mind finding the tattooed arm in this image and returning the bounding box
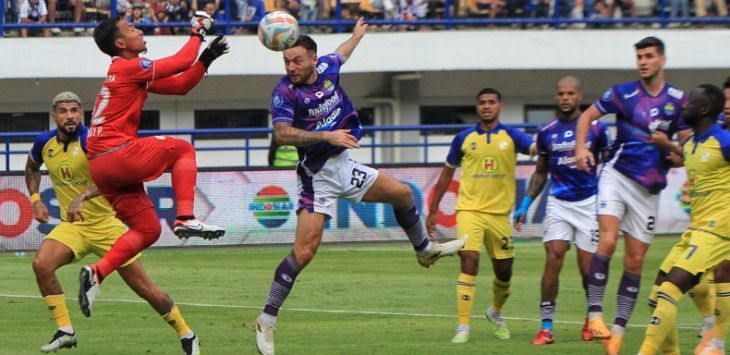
[273,122,359,148]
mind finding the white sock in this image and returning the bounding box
[181,330,194,339]
[611,325,625,337]
[588,311,603,320]
[260,312,277,325]
[711,338,725,349]
[456,323,470,332]
[703,315,715,331]
[487,307,505,328]
[59,325,74,334]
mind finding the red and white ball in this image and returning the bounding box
[258,11,300,52]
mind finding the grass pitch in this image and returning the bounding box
[0,236,707,354]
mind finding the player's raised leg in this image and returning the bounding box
[118,260,199,355]
[33,239,78,352]
[255,209,325,355]
[361,171,465,267]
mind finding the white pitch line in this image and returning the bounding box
[0,293,702,330]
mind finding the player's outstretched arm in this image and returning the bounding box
[335,17,367,64]
[147,12,212,82]
[426,166,456,237]
[513,155,548,231]
[575,104,602,172]
[148,36,229,95]
[67,183,102,222]
[24,156,49,223]
[273,122,359,148]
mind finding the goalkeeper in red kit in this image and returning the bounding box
[79,12,229,318]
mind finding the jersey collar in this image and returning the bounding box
[474,122,504,135]
[693,123,722,144]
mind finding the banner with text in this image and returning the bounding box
[0,166,690,251]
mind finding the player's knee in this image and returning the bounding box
[32,256,54,276]
[390,183,413,208]
[135,220,162,245]
[623,254,645,272]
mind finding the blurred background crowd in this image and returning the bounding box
[3,0,729,37]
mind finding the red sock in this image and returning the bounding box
[96,209,161,278]
[171,144,197,217]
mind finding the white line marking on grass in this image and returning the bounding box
[0,293,701,330]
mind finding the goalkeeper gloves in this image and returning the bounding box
[190,11,214,39]
[198,35,230,68]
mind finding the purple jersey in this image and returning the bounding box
[270,53,361,174]
[537,118,611,201]
[595,81,687,194]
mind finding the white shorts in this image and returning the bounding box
[543,195,599,253]
[297,150,379,218]
[597,165,659,244]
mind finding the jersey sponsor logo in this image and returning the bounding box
[482,156,497,172]
[316,62,329,74]
[47,149,54,158]
[622,89,639,100]
[308,91,340,117]
[601,89,612,102]
[470,142,477,151]
[667,87,684,99]
[57,165,74,181]
[272,93,284,108]
[649,119,671,132]
[557,155,576,166]
[315,107,342,130]
[139,57,153,70]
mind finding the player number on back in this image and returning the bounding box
[350,168,368,189]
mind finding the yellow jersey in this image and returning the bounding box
[30,126,117,226]
[683,123,730,238]
[446,123,534,215]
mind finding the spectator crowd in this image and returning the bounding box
[3,0,729,37]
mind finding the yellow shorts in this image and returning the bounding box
[659,232,692,274]
[668,229,730,277]
[46,219,141,267]
[456,210,513,259]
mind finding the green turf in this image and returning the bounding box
[0,237,708,354]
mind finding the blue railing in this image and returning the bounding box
[4,0,730,38]
[0,123,541,171]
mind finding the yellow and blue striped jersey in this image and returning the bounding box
[446,123,534,214]
[683,123,730,237]
[29,126,116,226]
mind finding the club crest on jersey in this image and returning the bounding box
[140,58,153,70]
[323,80,335,92]
[272,94,284,108]
[470,142,477,151]
[72,146,80,156]
[499,141,508,150]
[47,149,54,158]
[664,103,675,115]
[564,130,574,138]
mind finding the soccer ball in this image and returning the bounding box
[258,11,300,52]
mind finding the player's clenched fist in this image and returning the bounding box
[575,147,594,173]
[190,11,214,38]
[199,35,229,68]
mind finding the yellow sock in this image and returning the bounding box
[44,294,72,330]
[715,282,730,341]
[162,305,191,338]
[690,276,716,319]
[492,277,510,312]
[457,273,476,325]
[648,284,659,309]
[640,282,683,355]
[659,325,680,355]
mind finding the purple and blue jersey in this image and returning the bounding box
[537,118,611,201]
[270,53,361,175]
[595,80,687,194]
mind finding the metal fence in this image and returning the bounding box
[0,123,544,171]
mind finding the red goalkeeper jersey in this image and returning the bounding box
[87,36,206,156]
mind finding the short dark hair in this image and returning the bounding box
[697,83,725,118]
[723,75,730,90]
[634,36,665,55]
[94,17,123,57]
[476,88,502,102]
[291,35,317,54]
